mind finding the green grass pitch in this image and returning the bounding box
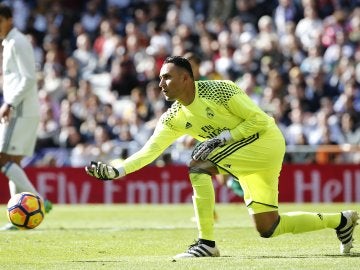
[0,203,359,270]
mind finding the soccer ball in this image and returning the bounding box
[7,192,45,229]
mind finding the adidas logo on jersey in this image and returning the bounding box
[185,122,192,129]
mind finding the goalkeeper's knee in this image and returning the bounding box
[258,217,280,238]
[188,159,219,175]
[250,203,280,238]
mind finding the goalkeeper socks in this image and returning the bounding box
[271,211,342,237]
[1,162,39,197]
[190,173,215,241]
[199,238,216,248]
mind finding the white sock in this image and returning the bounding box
[2,162,39,196]
[8,180,16,197]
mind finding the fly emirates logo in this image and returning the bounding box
[199,125,228,139]
[294,169,360,202]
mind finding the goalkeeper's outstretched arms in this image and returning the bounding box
[85,161,126,180]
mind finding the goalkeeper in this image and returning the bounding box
[86,56,358,259]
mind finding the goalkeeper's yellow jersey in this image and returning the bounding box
[122,80,282,175]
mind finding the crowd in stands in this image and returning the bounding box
[1,0,359,167]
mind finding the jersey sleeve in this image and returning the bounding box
[121,114,184,174]
[226,82,272,140]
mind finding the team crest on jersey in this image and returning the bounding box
[206,107,214,118]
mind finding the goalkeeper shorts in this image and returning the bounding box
[209,125,285,212]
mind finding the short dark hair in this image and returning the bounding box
[0,5,12,19]
[164,56,194,79]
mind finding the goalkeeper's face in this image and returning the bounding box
[159,63,191,103]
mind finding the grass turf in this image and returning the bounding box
[0,203,359,270]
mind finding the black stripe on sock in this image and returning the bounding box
[198,238,215,248]
[336,213,348,231]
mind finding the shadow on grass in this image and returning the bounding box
[29,226,200,232]
[72,253,360,263]
[71,260,125,263]
[171,253,360,260]
[236,253,360,259]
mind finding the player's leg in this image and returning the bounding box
[190,159,218,242]
[242,169,359,254]
[251,204,359,254]
[250,204,342,237]
[0,154,39,196]
[0,117,42,196]
[0,154,53,213]
[0,117,53,230]
[174,159,220,259]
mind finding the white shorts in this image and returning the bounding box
[0,117,40,156]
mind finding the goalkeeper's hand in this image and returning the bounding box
[85,161,125,180]
[192,130,232,160]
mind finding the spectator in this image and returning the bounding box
[72,33,98,79]
[307,109,342,146]
[339,112,360,145]
[255,15,279,55]
[234,0,258,26]
[110,54,139,97]
[42,49,64,103]
[295,5,324,51]
[169,0,195,27]
[207,0,234,23]
[36,101,60,149]
[236,72,262,105]
[285,108,309,146]
[93,19,122,72]
[334,80,360,114]
[27,33,44,71]
[273,0,302,37]
[80,0,103,41]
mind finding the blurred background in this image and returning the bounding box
[0,0,359,168]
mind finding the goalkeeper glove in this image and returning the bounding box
[85,161,125,180]
[192,130,232,160]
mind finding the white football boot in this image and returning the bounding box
[336,210,359,254]
[173,240,220,259]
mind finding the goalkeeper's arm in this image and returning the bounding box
[85,119,183,180]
